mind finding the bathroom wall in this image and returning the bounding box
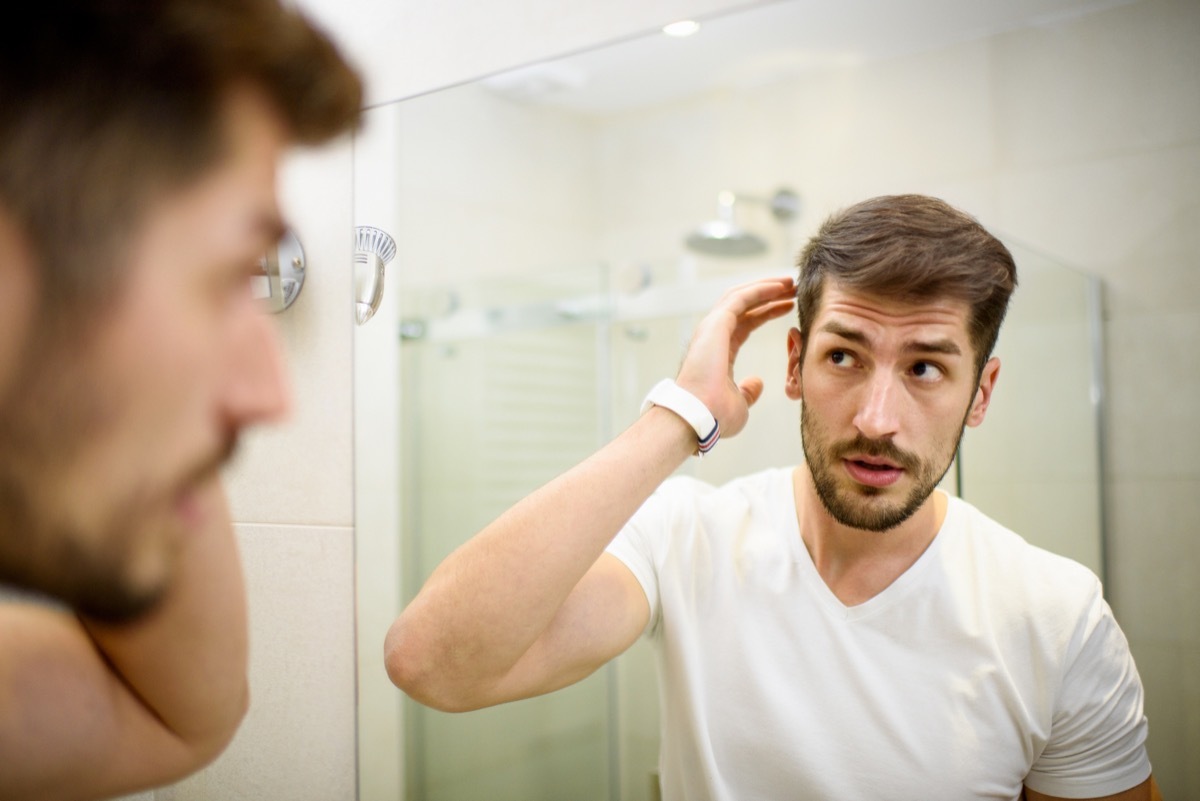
[118,1,761,800]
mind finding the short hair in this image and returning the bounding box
[0,0,363,326]
[795,194,1017,375]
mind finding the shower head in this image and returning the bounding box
[685,218,768,257]
[684,188,799,258]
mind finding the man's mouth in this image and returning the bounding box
[842,455,905,488]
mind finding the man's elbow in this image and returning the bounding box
[180,679,251,773]
[384,621,486,714]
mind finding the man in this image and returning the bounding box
[0,1,361,797]
[386,195,1156,800]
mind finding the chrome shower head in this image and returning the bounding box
[684,188,799,258]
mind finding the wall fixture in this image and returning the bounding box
[685,187,800,257]
[254,227,306,313]
[354,225,397,325]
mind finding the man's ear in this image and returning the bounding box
[965,356,1001,427]
[785,327,804,401]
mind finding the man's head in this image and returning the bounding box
[0,0,363,620]
[786,195,1016,532]
[795,194,1016,379]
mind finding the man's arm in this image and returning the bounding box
[0,478,248,800]
[1024,774,1161,801]
[385,276,797,712]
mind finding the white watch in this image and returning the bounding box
[641,379,720,454]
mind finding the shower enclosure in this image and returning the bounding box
[392,248,1105,800]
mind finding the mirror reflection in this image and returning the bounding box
[354,1,1175,798]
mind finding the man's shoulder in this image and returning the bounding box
[946,497,1103,611]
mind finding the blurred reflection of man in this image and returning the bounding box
[387,195,1157,800]
[0,1,361,797]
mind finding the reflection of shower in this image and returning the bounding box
[685,187,800,257]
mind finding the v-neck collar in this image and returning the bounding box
[775,468,956,621]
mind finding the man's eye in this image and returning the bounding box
[829,350,855,367]
[911,361,944,382]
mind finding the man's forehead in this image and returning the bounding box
[816,283,969,321]
[812,284,973,343]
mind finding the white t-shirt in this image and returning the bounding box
[606,467,1150,801]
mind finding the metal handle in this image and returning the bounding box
[254,227,306,313]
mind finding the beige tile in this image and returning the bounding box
[1104,311,1200,480]
[1127,639,1200,800]
[993,145,1200,286]
[1106,479,1200,644]
[992,0,1200,169]
[224,140,356,527]
[156,523,357,801]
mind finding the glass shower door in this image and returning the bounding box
[398,269,614,800]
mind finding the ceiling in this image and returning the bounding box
[480,0,1138,115]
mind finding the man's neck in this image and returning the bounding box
[791,465,947,607]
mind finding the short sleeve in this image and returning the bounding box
[605,476,699,636]
[1024,585,1151,798]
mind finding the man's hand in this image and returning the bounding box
[675,276,796,440]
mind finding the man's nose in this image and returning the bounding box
[853,370,901,440]
[221,309,291,429]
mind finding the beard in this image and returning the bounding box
[800,401,965,533]
[0,439,233,622]
[0,329,236,622]
[0,480,172,621]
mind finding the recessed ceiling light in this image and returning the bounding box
[662,20,701,38]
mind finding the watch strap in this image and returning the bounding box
[640,378,720,454]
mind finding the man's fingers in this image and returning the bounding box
[716,276,795,318]
[740,297,796,327]
[731,297,796,350]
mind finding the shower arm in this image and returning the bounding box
[716,188,800,223]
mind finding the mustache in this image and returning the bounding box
[831,434,920,472]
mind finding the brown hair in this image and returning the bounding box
[796,194,1017,375]
[0,0,363,325]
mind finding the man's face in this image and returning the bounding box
[0,87,291,619]
[785,282,998,532]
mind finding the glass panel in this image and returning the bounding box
[355,4,1109,797]
[397,269,613,800]
[958,245,1105,577]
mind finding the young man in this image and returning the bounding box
[387,195,1156,800]
[0,1,361,797]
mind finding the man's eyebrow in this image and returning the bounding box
[903,338,962,357]
[819,320,963,357]
[818,321,870,346]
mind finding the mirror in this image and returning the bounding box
[354,2,1116,797]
